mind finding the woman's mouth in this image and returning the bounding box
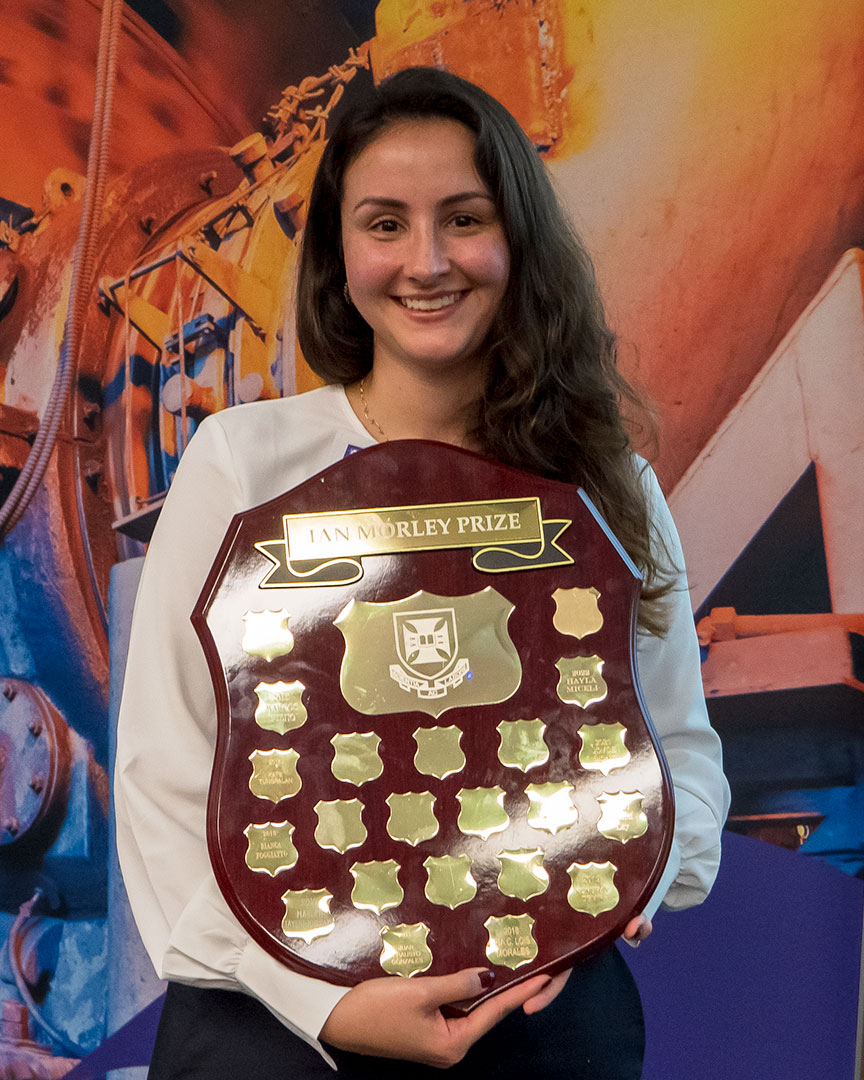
[399,291,465,311]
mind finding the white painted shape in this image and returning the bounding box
[669,249,864,612]
[668,329,810,606]
[790,255,864,612]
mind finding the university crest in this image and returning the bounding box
[335,588,521,719]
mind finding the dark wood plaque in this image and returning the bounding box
[193,440,674,1013]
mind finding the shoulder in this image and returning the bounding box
[632,453,659,495]
[203,384,350,442]
[192,385,373,507]
[630,454,675,529]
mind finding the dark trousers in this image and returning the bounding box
[148,947,644,1078]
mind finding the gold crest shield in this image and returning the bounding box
[335,587,521,719]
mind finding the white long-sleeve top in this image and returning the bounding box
[114,384,730,1068]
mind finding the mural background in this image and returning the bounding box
[0,0,861,1075]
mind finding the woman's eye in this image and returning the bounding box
[451,214,479,228]
[371,218,400,233]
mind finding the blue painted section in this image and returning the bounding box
[767,786,864,877]
[106,559,166,1051]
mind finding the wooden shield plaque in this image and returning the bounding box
[194,441,674,1012]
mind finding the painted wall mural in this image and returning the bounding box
[0,0,861,1074]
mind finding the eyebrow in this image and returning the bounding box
[351,191,495,212]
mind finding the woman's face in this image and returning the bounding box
[340,118,510,380]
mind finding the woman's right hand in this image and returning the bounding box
[319,967,552,1068]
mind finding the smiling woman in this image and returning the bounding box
[116,66,729,1080]
[340,118,510,428]
[296,69,675,632]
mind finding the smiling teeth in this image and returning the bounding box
[401,293,461,311]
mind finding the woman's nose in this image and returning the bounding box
[405,225,450,281]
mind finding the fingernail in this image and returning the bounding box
[478,970,495,989]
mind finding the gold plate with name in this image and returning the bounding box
[380,922,433,977]
[484,913,539,970]
[552,586,604,639]
[413,725,466,779]
[566,861,620,917]
[524,781,579,834]
[554,655,608,708]
[282,498,541,560]
[243,821,298,877]
[349,859,403,913]
[330,731,384,786]
[456,786,509,840]
[596,791,648,843]
[314,798,367,853]
[496,718,549,772]
[578,722,631,775]
[253,680,308,735]
[248,748,301,803]
[385,792,439,846]
[281,888,335,942]
[497,848,549,901]
[423,853,477,909]
[241,609,294,661]
[335,588,521,720]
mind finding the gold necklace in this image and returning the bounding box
[358,376,387,441]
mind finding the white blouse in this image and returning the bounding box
[114,384,730,1068]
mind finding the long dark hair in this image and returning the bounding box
[296,67,673,633]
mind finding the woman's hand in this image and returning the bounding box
[521,968,571,1014]
[321,916,653,1062]
[525,913,654,1015]
[621,913,653,948]
[320,967,553,1067]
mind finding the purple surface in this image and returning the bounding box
[627,830,863,1079]
[62,994,164,1078]
[68,832,862,1076]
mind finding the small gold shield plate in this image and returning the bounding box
[281,888,334,942]
[380,922,433,977]
[456,786,509,840]
[413,725,466,779]
[596,791,649,843]
[484,913,539,970]
[385,791,439,846]
[349,859,404,914]
[554,655,608,708]
[423,853,477,909]
[243,821,298,877]
[497,849,549,901]
[330,731,384,786]
[248,748,301,803]
[524,781,579,834]
[241,609,294,661]
[496,718,549,772]
[253,680,307,735]
[566,861,620,917]
[313,798,367,853]
[552,586,604,639]
[578,722,631,774]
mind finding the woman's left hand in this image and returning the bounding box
[522,968,572,1015]
[621,913,653,948]
[522,912,653,1014]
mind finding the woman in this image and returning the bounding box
[115,67,729,1078]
